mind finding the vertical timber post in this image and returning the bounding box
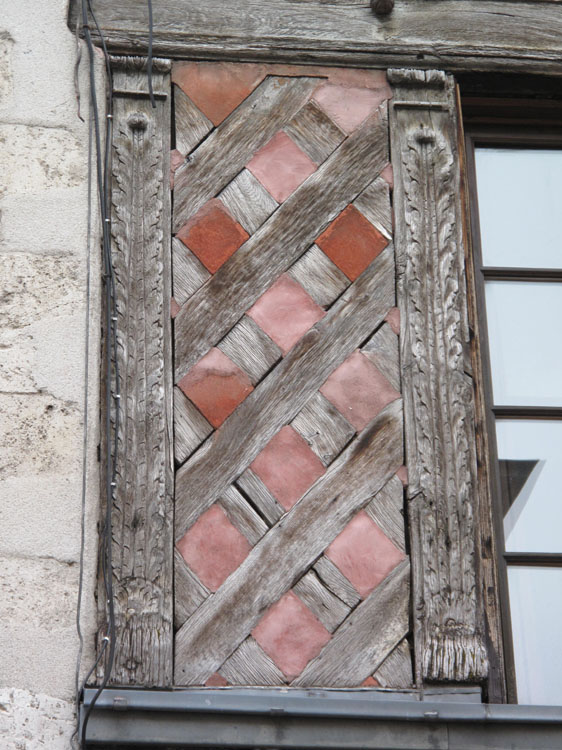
[98,56,173,686]
[389,69,488,686]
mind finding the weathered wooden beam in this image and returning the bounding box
[98,56,174,687]
[69,1,562,77]
[389,68,488,686]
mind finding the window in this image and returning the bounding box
[466,128,562,705]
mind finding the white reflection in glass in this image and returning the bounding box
[497,421,562,552]
[475,148,562,269]
[508,567,562,705]
[485,282,562,406]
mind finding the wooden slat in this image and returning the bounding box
[175,244,395,537]
[291,391,355,466]
[294,570,351,633]
[236,469,284,526]
[173,85,213,157]
[284,100,346,164]
[174,108,389,381]
[174,550,210,631]
[219,637,286,686]
[354,177,392,240]
[173,76,319,229]
[292,559,410,687]
[313,556,361,609]
[364,474,406,554]
[217,316,281,386]
[362,322,400,391]
[219,484,269,546]
[174,399,403,684]
[287,244,349,308]
[219,169,279,234]
[173,387,213,466]
[172,237,210,306]
[373,638,413,689]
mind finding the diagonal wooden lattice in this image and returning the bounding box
[171,63,410,688]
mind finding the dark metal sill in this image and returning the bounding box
[81,686,562,750]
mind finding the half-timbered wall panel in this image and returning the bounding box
[171,62,411,688]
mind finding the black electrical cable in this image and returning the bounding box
[147,0,156,108]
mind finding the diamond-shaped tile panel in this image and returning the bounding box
[326,510,405,599]
[177,504,251,592]
[177,347,253,428]
[247,274,325,356]
[250,425,326,511]
[176,199,249,273]
[316,205,388,281]
[252,590,331,680]
[246,131,317,203]
[312,84,384,134]
[320,350,399,431]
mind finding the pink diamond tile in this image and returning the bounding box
[246,131,317,203]
[312,84,384,134]
[177,503,251,592]
[177,347,253,428]
[252,590,331,680]
[326,511,405,599]
[250,425,326,511]
[247,274,325,355]
[319,350,400,431]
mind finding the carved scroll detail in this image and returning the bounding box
[389,70,488,684]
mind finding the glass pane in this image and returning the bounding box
[497,420,562,553]
[508,567,562,705]
[475,147,562,268]
[485,281,562,406]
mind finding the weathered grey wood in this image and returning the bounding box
[174,108,389,382]
[218,485,269,546]
[284,100,346,165]
[173,76,319,230]
[291,391,355,466]
[362,322,400,391]
[174,550,210,630]
[354,177,393,241]
[373,638,413,689]
[70,1,562,77]
[390,68,487,684]
[313,556,361,609]
[173,85,213,157]
[217,315,281,386]
[236,469,284,526]
[174,398,403,684]
[364,474,406,554]
[294,570,351,633]
[172,237,210,306]
[99,57,173,686]
[175,245,395,538]
[219,169,279,235]
[173,386,213,466]
[219,637,286,686]
[287,245,349,309]
[292,559,410,687]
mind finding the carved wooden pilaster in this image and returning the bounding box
[389,69,488,685]
[98,56,173,686]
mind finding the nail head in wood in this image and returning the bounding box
[371,0,394,17]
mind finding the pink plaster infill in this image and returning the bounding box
[170,297,181,319]
[177,347,253,428]
[247,274,325,355]
[250,425,326,511]
[362,676,381,687]
[205,672,229,687]
[177,504,251,592]
[246,131,317,203]
[312,84,386,134]
[380,162,394,189]
[396,465,409,487]
[252,590,332,680]
[385,306,400,335]
[320,350,400,431]
[170,148,185,188]
[326,511,405,599]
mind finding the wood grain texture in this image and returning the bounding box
[219,485,269,546]
[173,76,318,230]
[174,108,389,382]
[175,244,395,538]
[390,69,487,684]
[364,474,405,554]
[287,244,349,309]
[70,1,562,77]
[174,549,209,630]
[313,556,361,609]
[354,177,393,240]
[362,322,400,391]
[235,469,284,527]
[173,85,212,156]
[291,391,355,466]
[294,570,351,633]
[219,637,286,686]
[217,315,281,386]
[219,169,279,234]
[174,398,403,684]
[98,58,173,686]
[172,237,210,306]
[284,100,346,164]
[173,386,213,466]
[292,559,410,687]
[374,638,413,688]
